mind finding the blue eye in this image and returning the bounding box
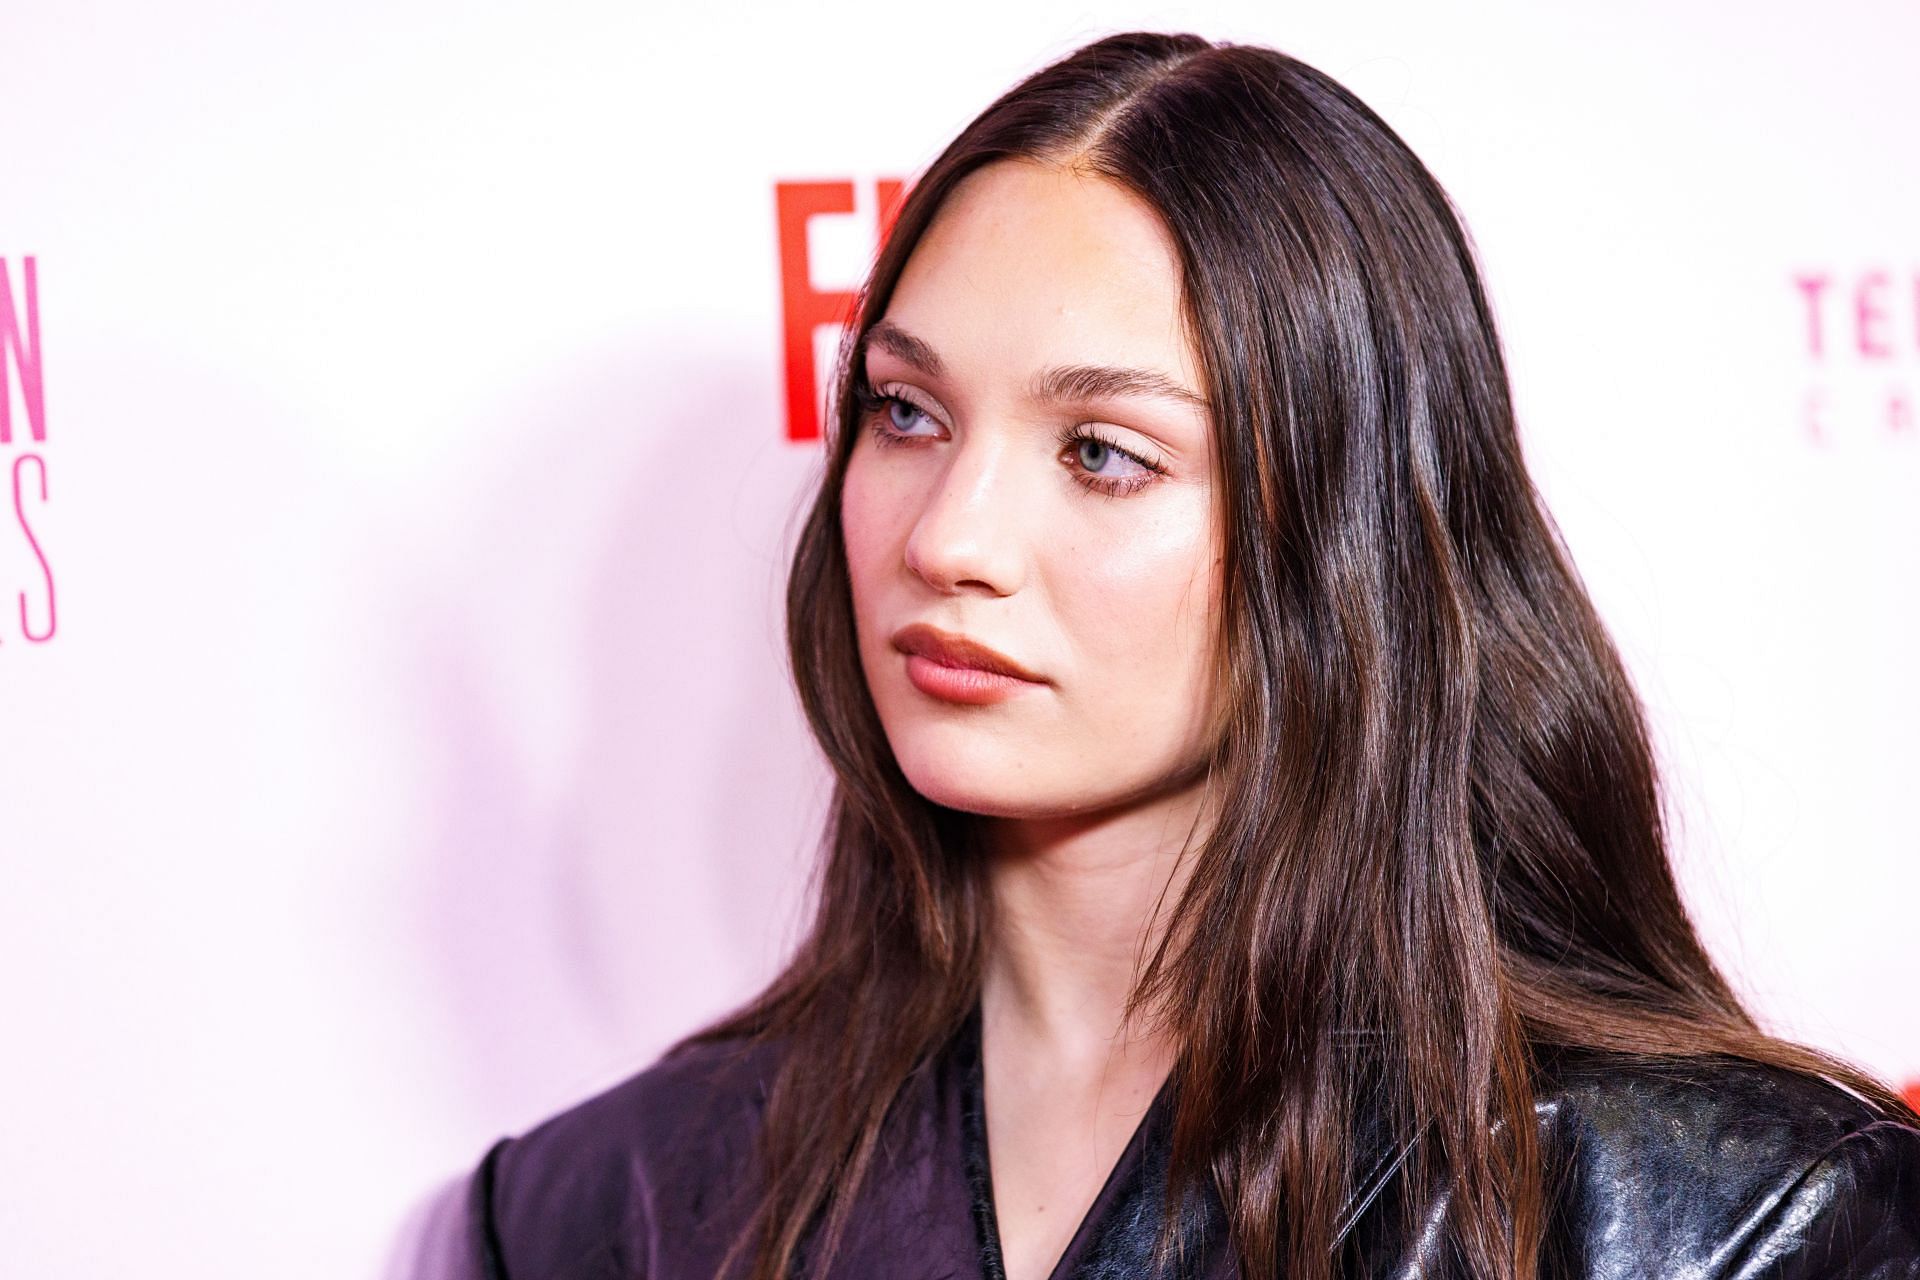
[852,376,1167,499]
[853,378,942,444]
[1074,437,1149,478]
[1060,427,1164,497]
[886,397,938,437]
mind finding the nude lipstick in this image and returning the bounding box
[890,623,1049,706]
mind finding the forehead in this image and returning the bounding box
[878,159,1202,393]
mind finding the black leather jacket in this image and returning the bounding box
[1590,1059,1919,1275]
[1280,1053,1920,1279]
[469,1017,1920,1278]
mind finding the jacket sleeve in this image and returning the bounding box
[460,1126,653,1280]
[465,1137,513,1280]
[1719,1119,1920,1279]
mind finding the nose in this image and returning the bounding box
[902,434,1029,597]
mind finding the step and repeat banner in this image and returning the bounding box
[2,2,1914,1277]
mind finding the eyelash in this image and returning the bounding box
[850,378,1169,498]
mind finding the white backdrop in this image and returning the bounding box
[1,2,1914,1276]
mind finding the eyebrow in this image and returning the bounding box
[860,319,1210,412]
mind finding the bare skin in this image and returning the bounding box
[979,784,1211,1279]
[840,156,1224,1280]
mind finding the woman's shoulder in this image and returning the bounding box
[490,1031,784,1179]
[467,1032,785,1279]
[1538,1048,1904,1149]
[1533,1051,1920,1278]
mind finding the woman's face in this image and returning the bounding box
[841,158,1224,821]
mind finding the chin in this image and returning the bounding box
[888,737,1065,819]
[897,762,1036,818]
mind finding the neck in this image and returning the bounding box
[976,772,1213,1073]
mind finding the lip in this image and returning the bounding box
[891,623,1047,681]
[890,623,1049,705]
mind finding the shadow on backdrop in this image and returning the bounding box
[380,333,828,1276]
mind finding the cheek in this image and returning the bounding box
[1075,520,1222,764]
[839,449,919,629]
[840,453,889,592]
[1066,504,1219,670]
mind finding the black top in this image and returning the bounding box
[466,1006,1920,1278]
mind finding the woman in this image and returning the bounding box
[466,30,1920,1280]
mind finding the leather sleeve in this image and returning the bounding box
[1719,1120,1920,1279]
[463,1124,651,1280]
[465,1137,513,1280]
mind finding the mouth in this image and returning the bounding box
[890,623,1048,681]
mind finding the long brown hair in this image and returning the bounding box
[682,30,1915,1280]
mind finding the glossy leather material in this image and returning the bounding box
[468,1011,1920,1278]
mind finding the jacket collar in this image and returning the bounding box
[946,1005,1421,1279]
